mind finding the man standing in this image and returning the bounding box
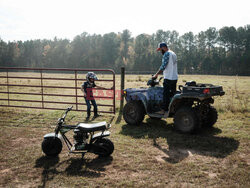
[152,42,178,114]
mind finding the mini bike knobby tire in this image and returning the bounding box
[94,138,114,157]
[174,107,199,134]
[123,101,145,125]
[42,137,62,157]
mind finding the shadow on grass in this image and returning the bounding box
[34,156,60,188]
[120,118,239,163]
[35,155,113,187]
[65,156,113,177]
[115,111,123,124]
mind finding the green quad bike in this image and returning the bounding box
[123,78,225,134]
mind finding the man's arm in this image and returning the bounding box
[153,52,170,79]
[152,69,163,79]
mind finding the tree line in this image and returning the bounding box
[0,25,250,75]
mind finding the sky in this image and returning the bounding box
[0,0,250,42]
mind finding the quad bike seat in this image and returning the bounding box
[76,121,107,132]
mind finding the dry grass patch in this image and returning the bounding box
[0,74,249,187]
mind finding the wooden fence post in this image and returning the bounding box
[120,67,125,113]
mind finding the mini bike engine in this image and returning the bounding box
[73,129,88,150]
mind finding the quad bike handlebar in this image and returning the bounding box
[147,77,163,87]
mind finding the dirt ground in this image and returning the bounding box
[0,107,249,187]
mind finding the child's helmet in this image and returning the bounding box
[86,72,98,83]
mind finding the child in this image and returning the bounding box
[81,72,108,121]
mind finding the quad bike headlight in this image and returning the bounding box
[123,90,127,96]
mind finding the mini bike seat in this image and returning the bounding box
[76,121,107,132]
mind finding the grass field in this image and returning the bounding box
[0,73,249,187]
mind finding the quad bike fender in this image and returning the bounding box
[126,93,147,111]
[168,93,181,106]
[169,93,214,111]
[92,131,110,141]
[168,94,186,113]
[43,132,63,142]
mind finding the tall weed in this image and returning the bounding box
[222,76,249,113]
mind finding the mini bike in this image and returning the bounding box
[42,106,114,158]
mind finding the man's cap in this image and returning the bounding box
[156,42,168,51]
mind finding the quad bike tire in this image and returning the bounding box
[123,101,145,125]
[94,138,114,157]
[42,137,62,157]
[149,116,162,120]
[204,106,218,127]
[174,106,199,134]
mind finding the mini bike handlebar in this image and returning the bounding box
[60,106,73,122]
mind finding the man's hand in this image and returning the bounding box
[152,74,158,80]
[152,70,163,80]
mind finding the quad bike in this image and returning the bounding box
[42,106,114,158]
[123,77,225,133]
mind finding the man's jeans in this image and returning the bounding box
[85,98,98,117]
[162,79,177,111]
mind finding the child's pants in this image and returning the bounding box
[85,98,98,117]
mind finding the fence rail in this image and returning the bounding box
[0,67,116,114]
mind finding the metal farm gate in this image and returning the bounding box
[0,67,116,114]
